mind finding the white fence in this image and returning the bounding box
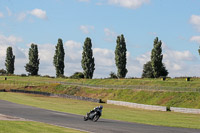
[170,107,200,114]
[107,100,167,111]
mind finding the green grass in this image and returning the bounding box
[1,76,200,109]
[10,84,200,109]
[1,76,200,88]
[0,92,200,129]
[0,121,85,133]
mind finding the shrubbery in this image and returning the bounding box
[70,72,84,79]
[109,72,118,79]
[0,69,7,75]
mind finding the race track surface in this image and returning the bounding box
[0,100,200,133]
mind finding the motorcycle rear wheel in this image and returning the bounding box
[84,116,88,121]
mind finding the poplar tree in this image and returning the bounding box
[151,37,168,78]
[53,38,65,77]
[115,34,128,78]
[5,47,15,74]
[81,37,95,79]
[25,44,40,75]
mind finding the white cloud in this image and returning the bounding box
[0,12,4,18]
[64,40,83,76]
[104,28,117,42]
[108,0,150,9]
[0,34,23,46]
[104,28,117,37]
[65,40,82,61]
[190,36,200,44]
[17,12,27,21]
[6,7,12,16]
[80,25,94,34]
[94,48,114,67]
[190,15,200,32]
[29,9,47,20]
[65,40,81,49]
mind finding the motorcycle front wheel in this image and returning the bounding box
[93,115,100,122]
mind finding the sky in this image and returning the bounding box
[0,0,200,78]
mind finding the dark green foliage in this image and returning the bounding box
[142,61,168,78]
[198,47,200,55]
[0,69,7,75]
[142,61,154,78]
[151,37,168,78]
[25,44,40,76]
[70,72,84,79]
[109,72,118,79]
[160,64,168,77]
[115,34,128,78]
[20,74,27,77]
[81,37,95,79]
[53,38,65,77]
[5,47,15,74]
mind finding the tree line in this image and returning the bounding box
[4,36,169,79]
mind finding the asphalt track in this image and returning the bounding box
[0,100,200,133]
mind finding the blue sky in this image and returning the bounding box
[0,0,200,78]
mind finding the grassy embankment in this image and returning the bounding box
[0,121,85,133]
[1,76,200,108]
[0,92,200,129]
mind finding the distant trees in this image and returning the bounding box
[198,47,200,55]
[5,47,15,74]
[53,38,65,77]
[0,35,174,78]
[25,44,40,76]
[81,37,95,79]
[142,37,168,78]
[115,34,128,78]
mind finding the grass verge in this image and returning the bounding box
[0,121,85,133]
[0,92,200,129]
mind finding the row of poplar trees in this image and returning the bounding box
[4,36,168,78]
[52,36,128,78]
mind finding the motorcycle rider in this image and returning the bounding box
[87,105,103,116]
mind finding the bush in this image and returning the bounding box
[70,72,84,79]
[109,72,118,79]
[21,74,27,77]
[43,75,51,78]
[142,61,154,78]
[0,69,7,75]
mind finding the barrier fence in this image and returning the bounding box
[6,89,102,103]
[107,100,200,114]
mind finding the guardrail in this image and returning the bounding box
[107,100,200,114]
[170,107,200,114]
[107,100,167,111]
[8,89,102,103]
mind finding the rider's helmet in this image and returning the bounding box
[99,105,103,109]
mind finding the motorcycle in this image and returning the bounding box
[84,110,101,122]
